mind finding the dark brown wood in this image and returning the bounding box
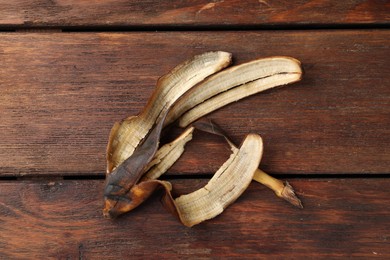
[1,2,387,259]
[0,0,389,28]
[1,31,389,176]
[0,178,388,258]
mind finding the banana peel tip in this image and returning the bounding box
[281,181,304,209]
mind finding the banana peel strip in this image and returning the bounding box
[104,118,263,227]
[106,51,232,173]
[142,126,195,181]
[162,134,263,227]
[104,52,303,226]
[165,56,302,127]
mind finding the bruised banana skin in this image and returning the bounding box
[109,54,303,208]
[104,113,264,225]
[104,52,304,225]
[106,51,232,173]
[107,133,263,227]
[103,113,167,218]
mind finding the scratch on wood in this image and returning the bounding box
[258,0,271,8]
[197,1,224,14]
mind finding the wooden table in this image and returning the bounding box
[1,1,389,258]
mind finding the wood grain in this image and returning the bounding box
[0,0,389,28]
[1,31,389,176]
[0,179,389,258]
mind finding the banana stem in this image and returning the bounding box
[252,169,303,208]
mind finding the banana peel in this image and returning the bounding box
[103,51,303,226]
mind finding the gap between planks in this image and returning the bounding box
[0,24,389,33]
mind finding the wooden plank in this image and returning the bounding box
[0,1,389,28]
[0,178,389,258]
[0,31,389,176]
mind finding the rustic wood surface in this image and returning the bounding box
[0,1,388,258]
[0,179,389,259]
[1,31,389,176]
[0,0,389,28]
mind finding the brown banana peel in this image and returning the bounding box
[142,126,195,181]
[103,51,303,226]
[106,51,232,173]
[166,56,302,127]
[164,134,263,227]
[104,119,263,227]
